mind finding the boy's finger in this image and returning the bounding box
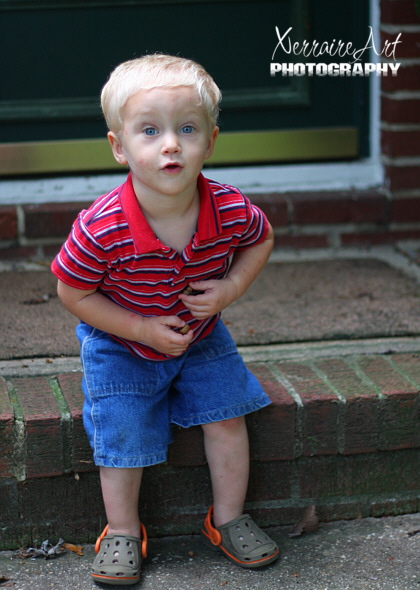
[163,315,186,328]
[187,281,209,292]
[189,310,211,320]
[179,298,206,313]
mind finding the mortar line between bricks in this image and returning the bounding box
[288,461,302,500]
[383,356,420,391]
[5,380,26,482]
[244,490,420,515]
[344,357,385,400]
[47,377,72,421]
[308,360,347,403]
[267,363,303,407]
[47,377,73,474]
[266,363,304,460]
[5,380,24,421]
[309,360,347,455]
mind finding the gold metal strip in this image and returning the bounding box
[0,128,358,176]
[209,127,358,165]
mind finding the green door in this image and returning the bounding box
[0,0,368,175]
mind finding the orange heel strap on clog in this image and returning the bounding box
[201,506,279,569]
[203,505,222,546]
[95,523,109,554]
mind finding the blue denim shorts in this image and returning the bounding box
[76,319,271,468]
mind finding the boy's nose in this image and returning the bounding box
[161,132,181,153]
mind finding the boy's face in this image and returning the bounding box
[108,86,218,201]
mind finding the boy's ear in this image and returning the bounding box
[204,126,219,160]
[107,131,128,166]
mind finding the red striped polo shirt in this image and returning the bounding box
[51,173,269,360]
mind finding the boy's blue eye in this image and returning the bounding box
[181,125,194,134]
[144,127,158,136]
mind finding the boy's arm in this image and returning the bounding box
[57,280,193,357]
[179,222,274,320]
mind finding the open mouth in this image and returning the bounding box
[163,163,182,173]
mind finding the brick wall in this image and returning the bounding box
[380,0,420,238]
[0,1,420,257]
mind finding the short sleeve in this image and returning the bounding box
[237,197,270,250]
[51,212,108,290]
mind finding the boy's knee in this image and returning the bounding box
[202,416,246,437]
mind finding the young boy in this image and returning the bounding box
[52,54,279,585]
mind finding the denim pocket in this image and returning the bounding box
[80,328,159,397]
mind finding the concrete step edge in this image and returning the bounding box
[2,336,420,378]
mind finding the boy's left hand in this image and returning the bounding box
[178,279,238,319]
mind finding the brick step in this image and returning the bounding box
[1,350,420,549]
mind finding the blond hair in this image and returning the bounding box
[101,54,222,135]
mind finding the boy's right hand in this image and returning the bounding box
[138,316,193,357]
[56,281,192,357]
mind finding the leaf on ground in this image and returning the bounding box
[63,543,83,556]
[289,504,319,538]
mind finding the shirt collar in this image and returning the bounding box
[119,173,222,254]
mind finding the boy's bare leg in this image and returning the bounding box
[202,416,249,527]
[100,466,143,537]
